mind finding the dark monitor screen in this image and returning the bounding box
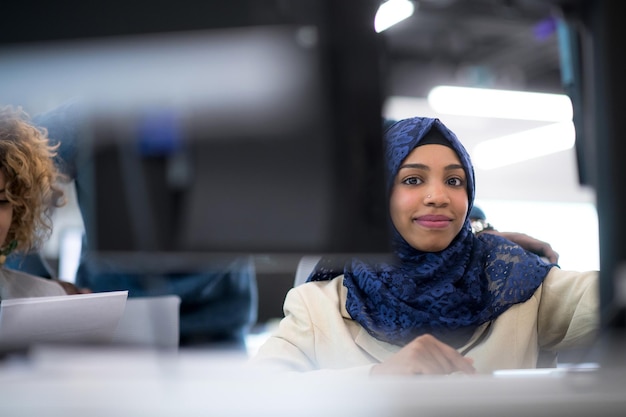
[557,0,626,366]
[0,1,389,259]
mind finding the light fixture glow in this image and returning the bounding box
[375,0,415,33]
[428,86,573,122]
[473,121,576,170]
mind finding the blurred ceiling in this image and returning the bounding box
[1,0,593,204]
[377,0,595,204]
[380,0,564,97]
[3,0,565,99]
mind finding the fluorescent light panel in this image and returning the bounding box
[375,0,415,33]
[428,85,573,122]
[473,121,576,169]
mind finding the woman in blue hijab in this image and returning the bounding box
[251,117,598,375]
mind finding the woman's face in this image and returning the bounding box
[0,170,14,248]
[389,144,469,252]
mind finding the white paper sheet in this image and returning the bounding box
[0,290,128,348]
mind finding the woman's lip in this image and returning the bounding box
[415,215,452,229]
[417,214,451,222]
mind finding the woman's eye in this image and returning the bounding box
[447,177,464,186]
[402,177,422,185]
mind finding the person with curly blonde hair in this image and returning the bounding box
[0,105,84,299]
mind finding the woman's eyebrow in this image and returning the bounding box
[398,163,464,171]
[445,164,465,171]
[398,163,428,171]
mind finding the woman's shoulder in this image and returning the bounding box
[542,267,598,288]
[296,274,345,295]
[534,267,598,310]
[290,275,347,309]
[545,267,598,279]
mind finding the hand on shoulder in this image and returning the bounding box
[482,230,559,264]
[55,280,92,295]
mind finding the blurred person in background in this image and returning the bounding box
[0,105,85,299]
[6,100,257,349]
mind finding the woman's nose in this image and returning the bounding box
[423,187,449,205]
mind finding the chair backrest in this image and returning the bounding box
[293,255,322,287]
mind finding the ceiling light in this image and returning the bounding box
[472,121,576,169]
[427,86,573,122]
[375,0,416,33]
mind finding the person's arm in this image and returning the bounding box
[484,231,559,264]
[55,280,92,295]
[250,287,324,373]
[370,334,476,375]
[471,216,559,263]
[537,268,599,351]
[251,281,474,377]
[250,282,374,377]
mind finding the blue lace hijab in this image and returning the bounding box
[308,117,556,347]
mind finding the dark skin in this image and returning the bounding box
[55,280,92,295]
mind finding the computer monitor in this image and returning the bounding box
[0,0,389,262]
[557,0,626,366]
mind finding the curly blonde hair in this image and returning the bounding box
[0,106,67,253]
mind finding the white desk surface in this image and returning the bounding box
[0,345,624,417]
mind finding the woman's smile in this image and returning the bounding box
[414,214,453,229]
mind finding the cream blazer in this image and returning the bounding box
[251,268,599,375]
